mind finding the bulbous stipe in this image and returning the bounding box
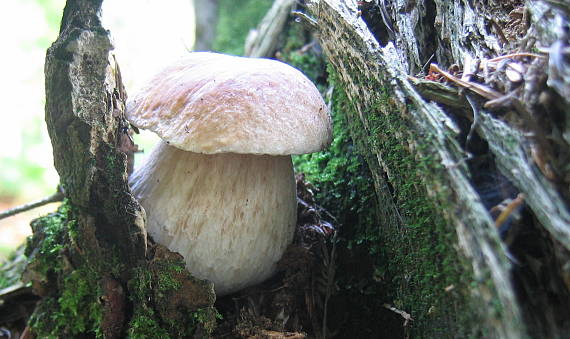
[130,141,297,295]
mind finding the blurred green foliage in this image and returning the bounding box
[35,0,66,48]
[0,0,64,201]
[0,117,54,199]
[212,0,273,55]
[36,0,65,28]
[0,245,12,261]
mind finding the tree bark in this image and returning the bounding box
[306,0,570,337]
[22,1,216,337]
[44,0,146,271]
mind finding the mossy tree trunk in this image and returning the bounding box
[24,0,216,337]
[303,0,570,337]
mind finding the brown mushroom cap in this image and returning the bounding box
[126,52,332,155]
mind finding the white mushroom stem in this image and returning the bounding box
[129,140,297,295]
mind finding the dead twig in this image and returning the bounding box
[383,304,413,327]
[321,230,337,339]
[461,55,481,148]
[484,52,545,64]
[0,188,64,221]
[494,193,525,229]
[429,64,502,100]
[483,90,518,110]
[465,94,480,148]
[292,11,318,28]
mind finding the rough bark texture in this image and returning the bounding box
[44,0,146,271]
[22,0,217,337]
[306,0,570,338]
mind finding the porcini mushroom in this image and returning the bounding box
[127,52,331,295]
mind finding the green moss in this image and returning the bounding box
[27,297,61,339]
[292,62,478,337]
[25,201,106,338]
[25,201,72,277]
[156,261,183,293]
[128,265,167,338]
[341,69,478,336]
[128,305,216,339]
[128,256,217,338]
[27,214,215,338]
[37,267,103,337]
[281,26,388,336]
[279,23,327,83]
[128,306,171,339]
[59,268,103,332]
[292,69,383,337]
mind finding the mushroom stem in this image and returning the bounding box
[129,141,297,295]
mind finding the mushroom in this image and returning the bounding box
[127,52,332,295]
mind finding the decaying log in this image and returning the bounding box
[306,0,570,337]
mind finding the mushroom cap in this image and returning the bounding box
[126,52,332,155]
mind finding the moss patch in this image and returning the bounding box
[28,267,104,337]
[127,244,217,338]
[349,70,481,336]
[24,201,105,338]
[279,22,327,84]
[280,24,393,336]
[366,101,476,336]
[24,201,72,278]
[24,200,217,338]
[292,60,479,337]
[293,70,396,338]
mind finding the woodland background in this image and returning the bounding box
[1,0,570,338]
[0,0,272,259]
